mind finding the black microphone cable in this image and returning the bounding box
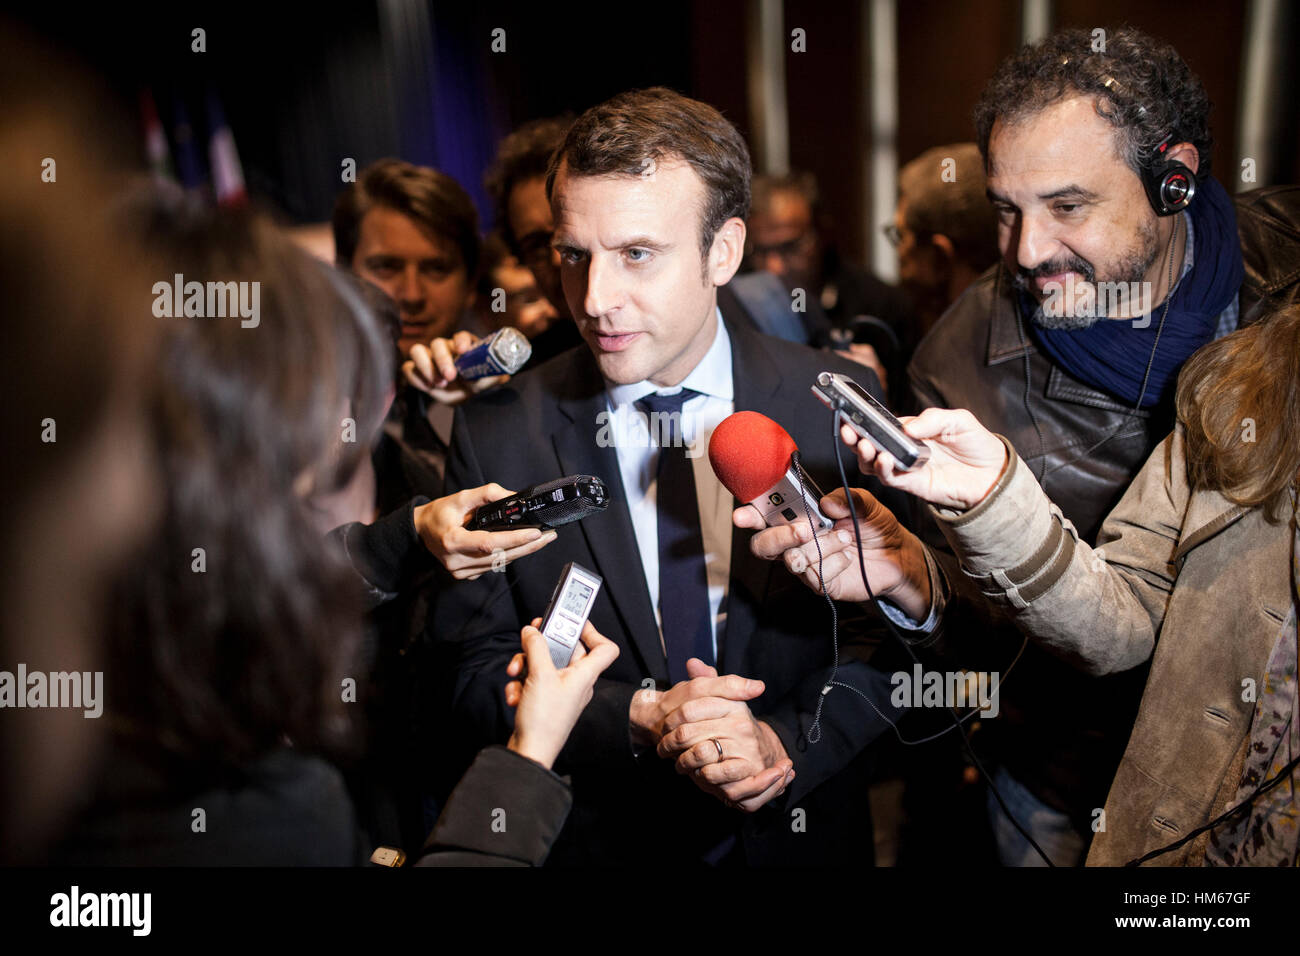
[790,405,1056,865]
[1124,752,1300,866]
[792,449,1027,748]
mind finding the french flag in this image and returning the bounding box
[206,90,247,207]
[139,89,174,182]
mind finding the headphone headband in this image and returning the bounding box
[1057,54,1195,215]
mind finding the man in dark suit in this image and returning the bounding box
[435,88,932,865]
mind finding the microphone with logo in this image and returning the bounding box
[454,327,533,380]
[708,411,832,530]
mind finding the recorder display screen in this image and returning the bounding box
[561,582,593,616]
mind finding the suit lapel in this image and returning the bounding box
[719,317,781,673]
[547,318,788,679]
[554,353,667,681]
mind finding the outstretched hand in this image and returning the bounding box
[403,330,509,405]
[843,407,1008,511]
[733,487,931,618]
[414,483,556,579]
[505,617,620,770]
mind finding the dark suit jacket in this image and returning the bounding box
[433,313,905,865]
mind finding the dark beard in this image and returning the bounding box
[1016,217,1163,331]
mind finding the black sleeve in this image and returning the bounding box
[759,650,904,809]
[433,407,523,747]
[328,496,435,611]
[416,746,572,867]
[435,407,643,771]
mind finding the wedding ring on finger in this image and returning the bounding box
[711,737,724,762]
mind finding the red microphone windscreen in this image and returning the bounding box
[708,411,797,502]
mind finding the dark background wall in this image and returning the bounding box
[8,0,1295,267]
[1053,0,1247,187]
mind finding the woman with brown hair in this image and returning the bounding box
[51,188,615,865]
[744,303,1300,865]
[0,27,160,864]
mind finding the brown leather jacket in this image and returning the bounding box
[905,186,1300,833]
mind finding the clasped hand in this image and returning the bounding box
[631,659,794,813]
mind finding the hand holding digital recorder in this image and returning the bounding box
[470,475,609,532]
[811,371,930,471]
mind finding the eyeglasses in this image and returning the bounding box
[517,230,556,269]
[747,230,815,264]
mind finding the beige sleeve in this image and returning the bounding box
[927,431,1187,675]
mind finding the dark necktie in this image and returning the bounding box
[637,388,714,684]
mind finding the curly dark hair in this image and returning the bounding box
[484,116,571,255]
[546,87,752,263]
[973,26,1213,182]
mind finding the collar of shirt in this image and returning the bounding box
[601,309,735,658]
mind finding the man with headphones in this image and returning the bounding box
[751,26,1300,865]
[899,26,1300,866]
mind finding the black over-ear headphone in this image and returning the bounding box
[1059,55,1200,217]
[1142,139,1196,216]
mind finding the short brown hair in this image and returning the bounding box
[333,158,480,279]
[485,116,571,255]
[898,143,998,272]
[546,87,751,261]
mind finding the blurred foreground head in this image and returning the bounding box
[0,21,157,862]
[93,188,391,793]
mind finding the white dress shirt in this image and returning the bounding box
[603,311,735,659]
